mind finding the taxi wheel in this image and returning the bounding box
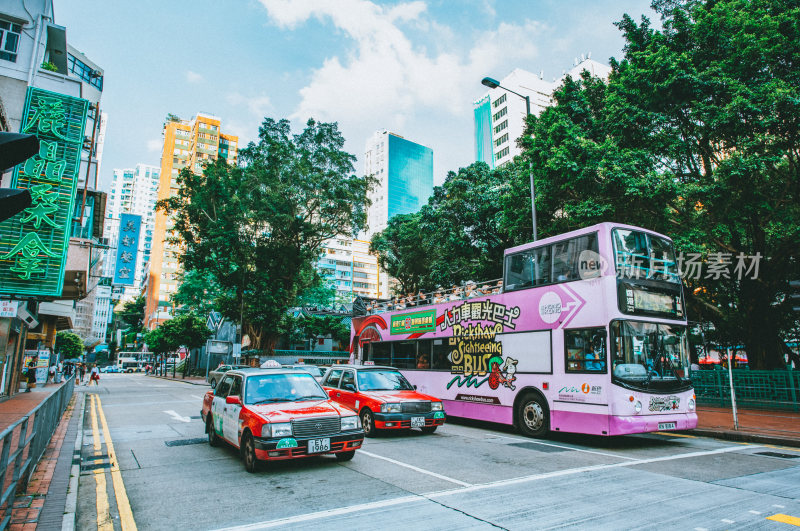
[207,418,220,447]
[360,409,376,438]
[420,426,437,434]
[210,379,217,389]
[336,451,355,462]
[242,433,258,473]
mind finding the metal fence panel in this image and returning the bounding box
[0,378,74,530]
[691,369,799,411]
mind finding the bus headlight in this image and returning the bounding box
[688,398,695,411]
[634,401,642,414]
[431,402,443,411]
[381,403,402,413]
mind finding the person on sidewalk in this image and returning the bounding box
[78,364,86,384]
[48,364,56,384]
[89,365,100,386]
[25,357,38,391]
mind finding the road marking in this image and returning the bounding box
[217,444,759,530]
[774,505,786,509]
[96,395,138,531]
[89,395,113,531]
[358,450,472,487]
[163,409,191,422]
[721,519,735,524]
[654,431,696,438]
[749,510,762,515]
[191,394,204,400]
[694,527,708,531]
[486,433,638,461]
[767,514,800,526]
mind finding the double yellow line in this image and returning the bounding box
[89,394,137,530]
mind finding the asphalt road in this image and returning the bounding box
[76,374,800,530]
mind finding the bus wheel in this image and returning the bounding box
[517,393,549,438]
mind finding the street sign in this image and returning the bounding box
[113,213,141,285]
[0,88,89,297]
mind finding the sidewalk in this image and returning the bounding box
[692,405,800,447]
[0,384,63,432]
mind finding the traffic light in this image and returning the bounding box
[790,280,800,313]
[0,132,38,222]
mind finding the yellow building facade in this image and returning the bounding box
[144,113,237,329]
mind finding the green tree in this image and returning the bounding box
[55,331,83,359]
[116,296,145,333]
[297,315,350,350]
[517,0,800,368]
[158,118,375,353]
[370,212,431,295]
[171,269,225,316]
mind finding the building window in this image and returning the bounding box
[495,133,509,147]
[492,93,506,108]
[67,54,103,90]
[493,107,507,122]
[494,120,508,134]
[0,20,21,63]
[496,146,510,159]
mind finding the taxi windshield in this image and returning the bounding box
[357,370,414,391]
[244,373,327,404]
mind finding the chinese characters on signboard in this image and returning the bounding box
[0,88,89,297]
[113,213,141,286]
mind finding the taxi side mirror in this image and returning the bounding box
[226,396,241,405]
[413,385,417,390]
[343,383,356,392]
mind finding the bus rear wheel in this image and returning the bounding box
[517,393,549,438]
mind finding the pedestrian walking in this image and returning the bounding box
[48,364,55,384]
[25,357,37,391]
[89,365,100,386]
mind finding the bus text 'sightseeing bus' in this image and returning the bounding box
[349,223,697,437]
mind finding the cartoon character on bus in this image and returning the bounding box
[487,355,518,390]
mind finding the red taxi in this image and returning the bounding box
[321,365,446,436]
[201,368,364,472]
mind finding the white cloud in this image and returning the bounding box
[226,93,273,118]
[185,70,204,83]
[146,139,162,152]
[258,0,545,181]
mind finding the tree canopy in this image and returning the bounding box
[158,117,375,352]
[370,0,799,368]
[116,295,145,333]
[55,331,84,359]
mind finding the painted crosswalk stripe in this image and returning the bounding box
[721,519,735,524]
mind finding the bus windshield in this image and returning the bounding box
[611,321,690,391]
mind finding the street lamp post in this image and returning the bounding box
[481,76,538,241]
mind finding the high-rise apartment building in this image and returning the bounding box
[144,113,238,329]
[103,164,160,301]
[317,238,383,301]
[363,130,433,238]
[474,58,610,167]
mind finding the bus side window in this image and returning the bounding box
[370,342,391,366]
[393,341,416,370]
[565,327,607,373]
[532,246,551,285]
[415,339,431,369]
[431,340,449,370]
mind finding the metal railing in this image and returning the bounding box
[691,369,799,411]
[246,350,350,366]
[0,378,75,530]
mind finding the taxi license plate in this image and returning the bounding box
[658,422,677,430]
[411,416,426,428]
[307,438,330,453]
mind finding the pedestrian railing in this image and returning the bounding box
[691,369,799,411]
[0,378,74,530]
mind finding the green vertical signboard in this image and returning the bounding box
[0,87,89,297]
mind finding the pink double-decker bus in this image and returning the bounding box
[350,222,697,437]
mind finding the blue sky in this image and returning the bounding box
[57,0,656,190]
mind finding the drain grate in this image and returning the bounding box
[164,437,207,447]
[754,451,799,459]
